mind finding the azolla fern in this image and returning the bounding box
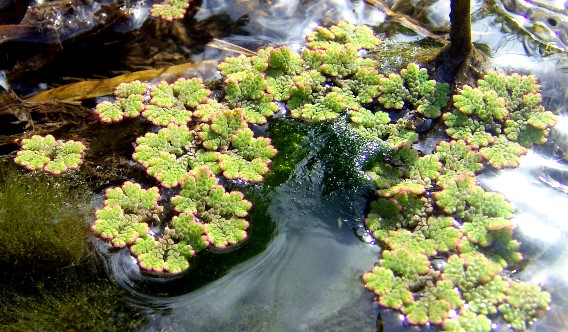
[89,76,277,273]
[92,168,253,274]
[357,73,554,331]
[150,0,192,21]
[12,20,557,328]
[14,135,86,175]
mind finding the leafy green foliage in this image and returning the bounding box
[95,81,147,123]
[93,168,253,272]
[264,47,304,101]
[401,281,461,325]
[436,140,483,185]
[204,217,249,248]
[444,72,557,171]
[225,74,278,124]
[217,154,269,182]
[198,109,247,150]
[171,167,252,248]
[362,266,396,297]
[198,110,276,182]
[15,135,86,175]
[217,49,270,81]
[402,297,449,325]
[479,135,527,169]
[92,203,150,248]
[365,198,402,241]
[443,310,492,332]
[80,23,560,324]
[104,181,161,212]
[306,21,380,50]
[131,228,196,274]
[144,81,192,126]
[463,275,508,315]
[443,110,496,148]
[91,182,161,248]
[150,0,191,21]
[173,77,211,108]
[442,253,503,289]
[381,248,430,277]
[133,124,194,187]
[498,282,551,330]
[171,167,251,216]
[382,229,437,255]
[290,88,355,121]
[378,63,450,118]
[421,216,462,252]
[479,73,557,148]
[193,99,227,122]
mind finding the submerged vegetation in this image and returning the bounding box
[0,161,143,330]
[9,16,560,330]
[0,162,91,270]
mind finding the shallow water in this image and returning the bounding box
[2,0,568,331]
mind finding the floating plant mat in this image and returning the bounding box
[2,0,568,331]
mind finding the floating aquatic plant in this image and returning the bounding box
[14,135,86,175]
[131,226,202,274]
[91,181,161,248]
[199,109,277,182]
[498,282,551,330]
[95,81,147,123]
[305,21,380,50]
[95,78,210,126]
[93,167,253,273]
[444,72,557,169]
[150,0,192,21]
[171,167,251,248]
[133,123,195,188]
[443,310,492,332]
[436,140,483,185]
[224,74,278,124]
[12,20,556,328]
[378,63,450,118]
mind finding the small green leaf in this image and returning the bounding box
[105,181,160,212]
[15,135,86,174]
[479,135,527,169]
[150,0,190,21]
[205,217,249,248]
[381,249,430,277]
[171,213,208,252]
[443,310,492,332]
[362,266,396,296]
[92,206,149,248]
[218,154,269,182]
[173,77,210,108]
[95,100,124,123]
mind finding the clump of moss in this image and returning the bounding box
[0,161,92,271]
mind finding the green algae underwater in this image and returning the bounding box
[0,160,146,331]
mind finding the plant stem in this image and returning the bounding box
[449,0,473,59]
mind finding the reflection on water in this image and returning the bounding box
[197,0,385,46]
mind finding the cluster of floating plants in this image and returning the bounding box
[12,20,557,328]
[14,135,86,175]
[216,23,554,329]
[90,74,277,273]
[150,0,193,21]
[216,21,554,330]
[345,43,556,332]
